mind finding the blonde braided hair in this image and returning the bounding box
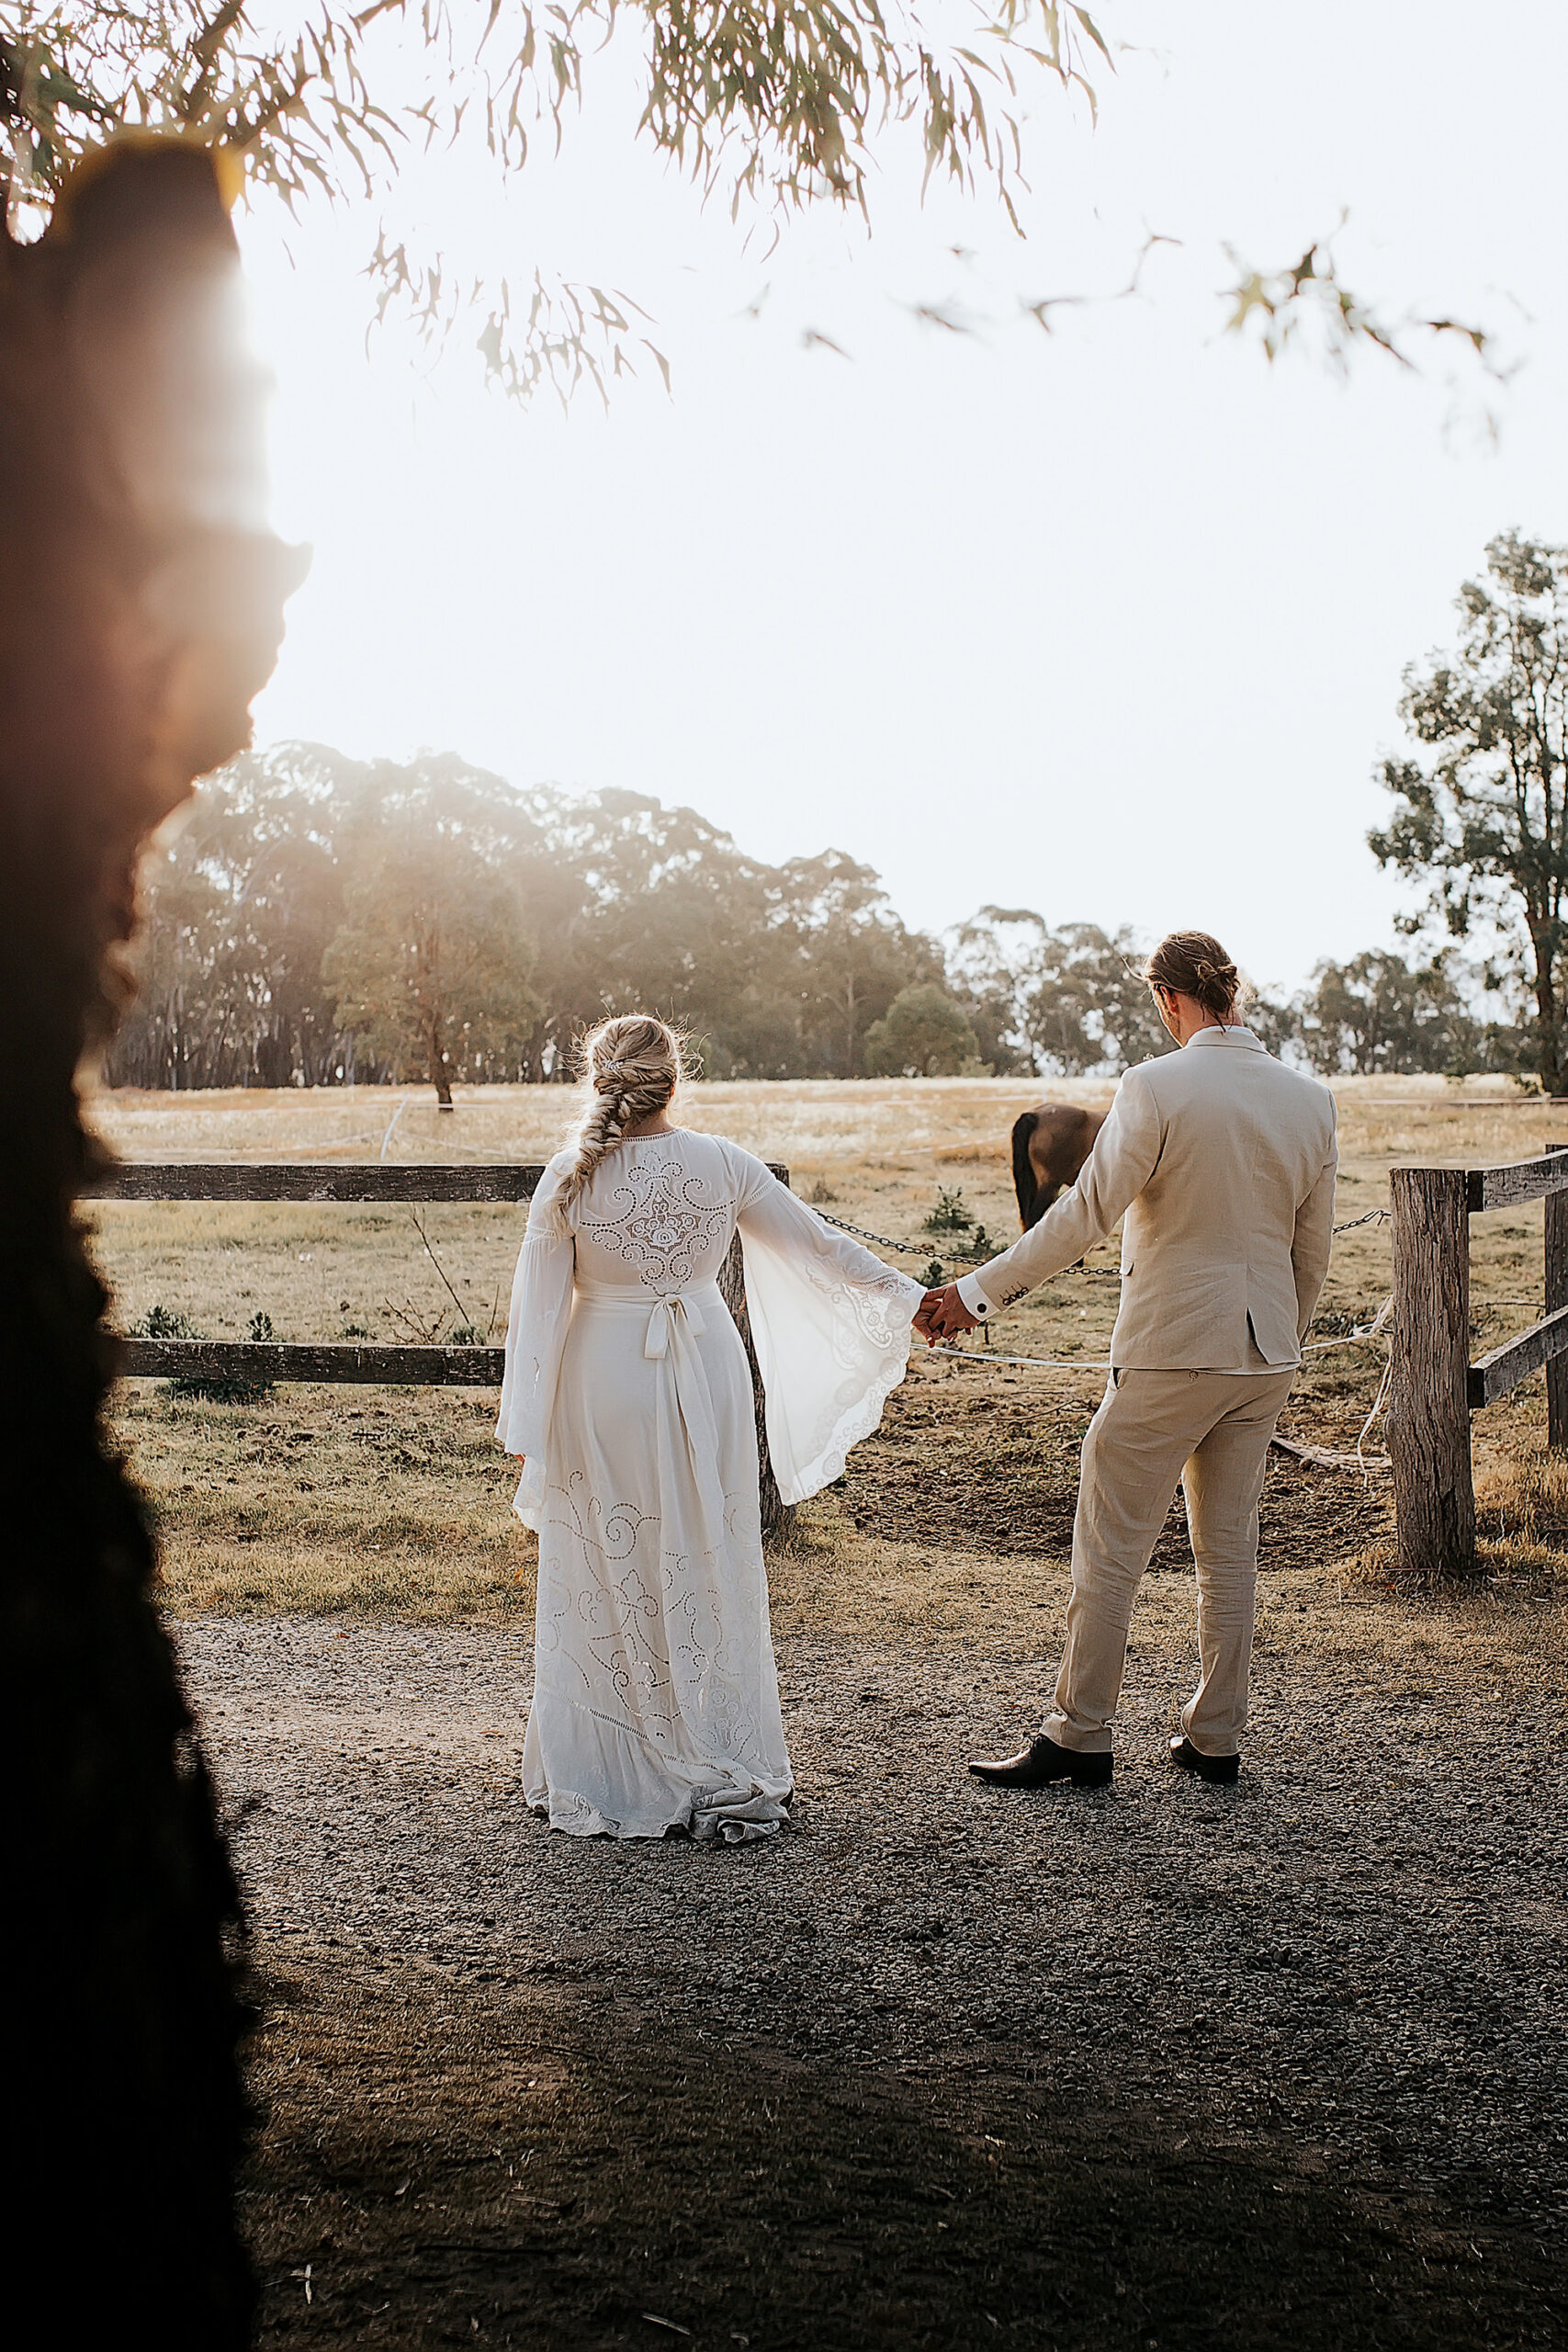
[556,1014,687,1215]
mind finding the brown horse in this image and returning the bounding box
[1010,1102,1106,1229]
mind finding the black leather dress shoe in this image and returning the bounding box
[1168,1735,1240,1785]
[968,1735,1112,1790]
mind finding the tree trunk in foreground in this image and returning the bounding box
[0,138,304,2338]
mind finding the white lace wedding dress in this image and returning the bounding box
[497,1130,921,1843]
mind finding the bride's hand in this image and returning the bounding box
[919,1283,980,1341]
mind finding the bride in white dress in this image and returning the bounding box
[497,1014,922,1844]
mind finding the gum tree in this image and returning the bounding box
[0,0,1116,397]
[863,979,977,1075]
[1371,531,1568,1093]
[0,3,1491,397]
[324,799,540,1104]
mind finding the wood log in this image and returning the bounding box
[1548,1146,1568,1450]
[1389,1166,1474,1576]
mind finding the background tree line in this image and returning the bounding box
[107,742,952,1092]
[107,737,1534,1097]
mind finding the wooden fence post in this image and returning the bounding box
[1389,1165,1475,1576]
[1547,1146,1568,1453]
[718,1233,791,1540]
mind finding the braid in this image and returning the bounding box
[556,1014,687,1215]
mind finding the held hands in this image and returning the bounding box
[915,1283,982,1344]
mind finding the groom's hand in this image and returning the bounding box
[918,1283,981,1342]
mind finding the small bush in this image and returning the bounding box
[134,1303,200,1340]
[448,1324,483,1346]
[132,1301,275,1402]
[922,1187,975,1236]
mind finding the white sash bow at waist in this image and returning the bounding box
[570,1277,730,1547]
[642,1291,706,1360]
[570,1278,723,1361]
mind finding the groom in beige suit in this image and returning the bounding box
[917,931,1337,1789]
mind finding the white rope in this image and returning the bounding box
[925,1341,1111,1370]
[1302,1295,1393,1353]
[378,1094,412,1162]
[1356,1351,1394,1482]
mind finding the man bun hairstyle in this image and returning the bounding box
[558,1012,686,1212]
[1145,931,1241,1023]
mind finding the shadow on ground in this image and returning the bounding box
[246,1954,1560,2352]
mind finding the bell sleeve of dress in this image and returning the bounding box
[495,1158,575,1532]
[729,1148,923,1506]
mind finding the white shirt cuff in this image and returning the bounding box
[955,1271,993,1318]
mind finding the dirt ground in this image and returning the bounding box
[838,1361,1392,1568]
[197,1600,1567,2352]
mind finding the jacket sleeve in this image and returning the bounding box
[962,1069,1164,1315]
[1292,1114,1339,1341]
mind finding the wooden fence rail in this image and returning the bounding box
[96,1162,543,1204]
[96,1159,793,1532]
[1391,1144,1568,1576]
[116,1338,508,1385]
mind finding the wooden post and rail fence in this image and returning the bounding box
[1390,1144,1568,1577]
[95,1159,794,1534]
[97,1143,1568,1574]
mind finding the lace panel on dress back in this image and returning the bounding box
[575,1141,737,1292]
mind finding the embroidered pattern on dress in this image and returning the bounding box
[538,1472,766,1765]
[582,1155,731,1289]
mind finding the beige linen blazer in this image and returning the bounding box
[967,1027,1337,1371]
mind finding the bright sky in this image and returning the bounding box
[243,0,1568,996]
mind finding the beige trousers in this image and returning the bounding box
[1043,1362,1295,1758]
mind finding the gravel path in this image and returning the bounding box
[183,1613,1568,2237]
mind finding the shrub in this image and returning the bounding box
[922,1187,975,1235]
[132,1303,275,1402]
[134,1303,200,1340]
